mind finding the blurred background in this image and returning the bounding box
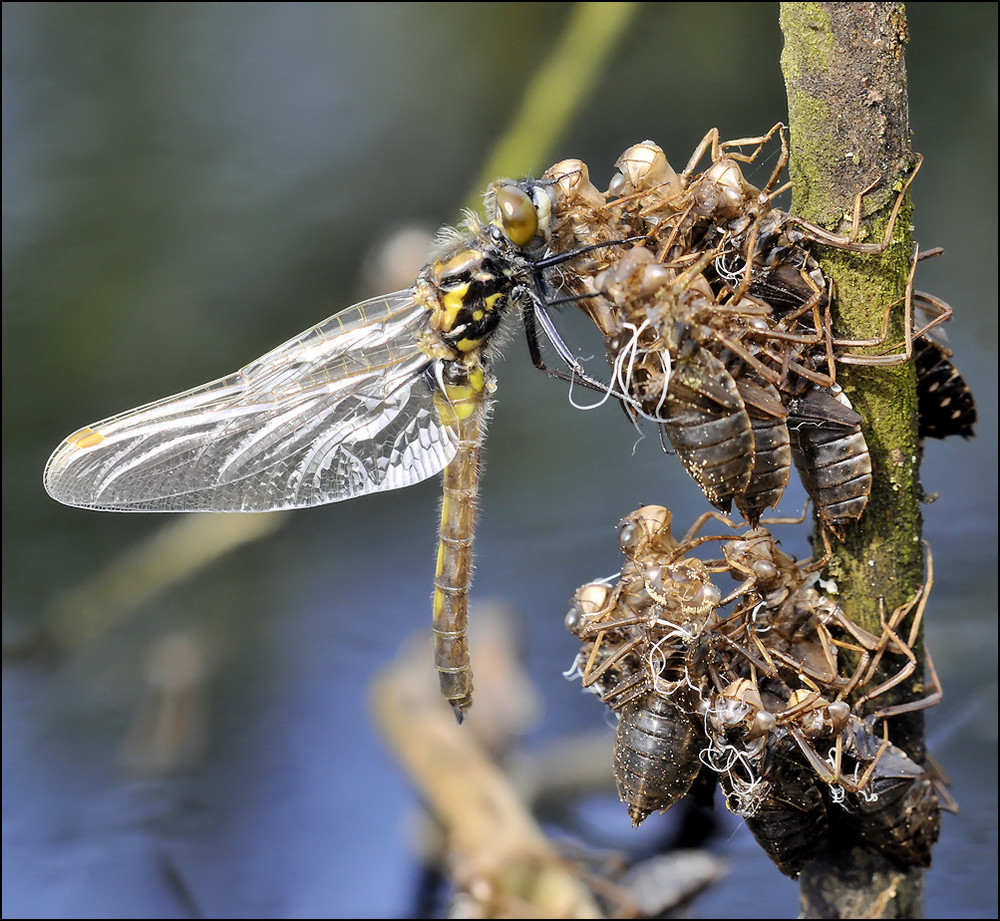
[3,3,996,917]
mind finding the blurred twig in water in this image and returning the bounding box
[370,603,725,919]
[370,604,602,918]
[43,512,288,650]
[120,631,210,777]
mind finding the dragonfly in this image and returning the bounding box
[43,179,622,721]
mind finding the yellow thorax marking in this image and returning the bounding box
[440,282,470,333]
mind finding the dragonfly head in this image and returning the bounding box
[487,180,556,253]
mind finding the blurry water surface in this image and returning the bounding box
[3,4,996,918]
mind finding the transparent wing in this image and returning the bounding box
[44,290,459,512]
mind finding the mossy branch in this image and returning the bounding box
[780,3,928,917]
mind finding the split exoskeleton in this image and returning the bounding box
[533,125,975,536]
[544,129,969,880]
[564,505,952,876]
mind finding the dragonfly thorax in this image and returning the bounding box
[418,240,520,357]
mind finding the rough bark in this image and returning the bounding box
[779,4,928,917]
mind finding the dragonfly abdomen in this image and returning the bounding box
[430,359,492,721]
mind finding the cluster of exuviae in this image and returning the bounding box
[525,125,975,534]
[565,505,955,877]
[534,127,972,877]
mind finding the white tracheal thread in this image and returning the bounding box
[564,318,674,459]
[645,618,707,697]
[714,251,747,287]
[564,321,638,417]
[567,318,673,425]
[565,366,645,452]
[788,416,826,432]
[613,319,673,422]
[564,354,615,413]
[561,652,587,682]
[562,574,626,685]
[651,347,672,419]
[749,599,772,634]
[857,785,880,805]
[822,747,864,806]
[646,626,694,698]
[727,774,771,817]
[699,737,766,815]
[825,751,880,805]
[696,693,772,815]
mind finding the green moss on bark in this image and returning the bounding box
[780,4,930,916]
[780,1,924,698]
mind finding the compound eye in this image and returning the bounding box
[496,185,538,247]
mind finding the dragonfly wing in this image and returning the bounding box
[44,291,459,511]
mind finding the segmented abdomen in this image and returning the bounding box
[788,388,872,537]
[662,349,754,513]
[724,762,829,879]
[914,337,977,440]
[735,377,791,526]
[431,365,490,720]
[613,691,704,826]
[843,745,942,869]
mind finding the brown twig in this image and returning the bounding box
[780,4,929,917]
